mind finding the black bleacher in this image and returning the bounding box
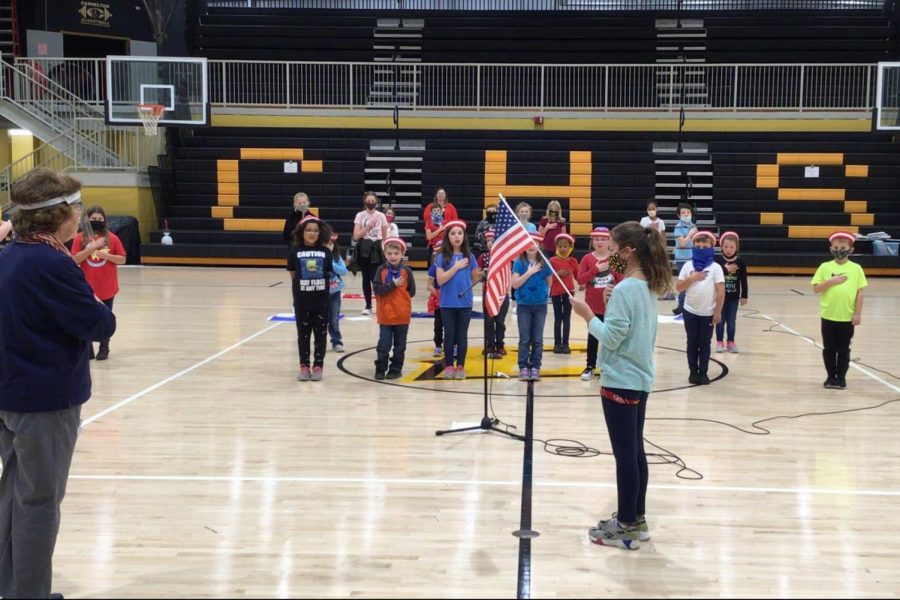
[142,128,900,271]
[196,8,893,64]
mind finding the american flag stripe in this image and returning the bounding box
[484,196,535,317]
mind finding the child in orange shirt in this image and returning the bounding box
[373,237,416,380]
[549,233,577,354]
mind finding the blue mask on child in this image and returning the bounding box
[692,247,715,271]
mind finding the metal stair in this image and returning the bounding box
[653,141,716,230]
[364,138,425,251]
[368,18,423,109]
[655,19,708,109]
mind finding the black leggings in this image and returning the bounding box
[433,308,444,348]
[486,296,509,351]
[586,313,604,368]
[821,318,854,379]
[295,305,328,368]
[360,261,379,310]
[601,387,649,524]
[551,294,572,347]
[683,309,713,374]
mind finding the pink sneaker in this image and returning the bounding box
[311,366,323,381]
[715,341,725,353]
[297,365,311,382]
[443,366,455,379]
[727,342,739,354]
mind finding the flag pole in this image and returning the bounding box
[498,194,575,300]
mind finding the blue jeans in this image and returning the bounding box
[517,303,547,369]
[683,309,713,374]
[674,260,687,311]
[715,297,740,343]
[375,324,409,374]
[441,307,472,367]
[328,292,343,346]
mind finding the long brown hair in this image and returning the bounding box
[292,218,332,248]
[611,221,672,296]
[439,222,470,267]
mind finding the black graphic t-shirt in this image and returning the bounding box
[714,255,748,301]
[287,244,334,309]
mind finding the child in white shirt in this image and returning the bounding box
[674,231,724,385]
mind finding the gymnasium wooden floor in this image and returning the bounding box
[54,266,899,598]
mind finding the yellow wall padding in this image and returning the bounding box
[569,151,592,164]
[485,150,507,162]
[301,160,323,173]
[211,206,234,219]
[757,164,779,177]
[850,213,874,226]
[778,188,845,201]
[776,153,843,165]
[844,201,867,213]
[845,165,869,177]
[217,159,239,172]
[223,218,285,232]
[788,225,858,238]
[240,148,303,160]
[760,212,784,225]
[217,194,239,207]
[756,176,779,188]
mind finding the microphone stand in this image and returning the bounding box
[435,272,524,441]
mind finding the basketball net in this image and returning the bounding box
[137,104,165,136]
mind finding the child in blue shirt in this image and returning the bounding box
[672,202,698,316]
[571,222,672,551]
[511,233,553,382]
[435,221,481,380]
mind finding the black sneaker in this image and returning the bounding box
[96,347,109,361]
[374,371,386,380]
[698,372,711,385]
[824,378,841,389]
[552,345,563,354]
[672,306,683,316]
[561,345,571,354]
[834,377,847,389]
[689,370,700,385]
[386,371,402,380]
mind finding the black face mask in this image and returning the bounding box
[365,202,377,210]
[486,212,496,223]
[90,220,106,232]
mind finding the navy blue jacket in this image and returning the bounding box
[0,241,116,412]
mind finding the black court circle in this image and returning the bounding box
[335,337,729,398]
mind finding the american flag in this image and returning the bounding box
[485,195,535,317]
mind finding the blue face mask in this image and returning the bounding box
[692,246,715,271]
[680,215,693,225]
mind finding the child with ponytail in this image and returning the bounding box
[571,223,671,551]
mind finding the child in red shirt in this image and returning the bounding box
[575,227,623,380]
[549,233,577,354]
[71,206,127,360]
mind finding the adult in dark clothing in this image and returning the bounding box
[0,168,116,599]
[282,192,311,242]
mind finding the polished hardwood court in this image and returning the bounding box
[48,266,900,598]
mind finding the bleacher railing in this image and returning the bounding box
[19,58,876,112]
[200,0,887,10]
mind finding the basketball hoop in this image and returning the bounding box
[136,104,165,136]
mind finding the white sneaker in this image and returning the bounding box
[333,344,344,353]
[361,308,371,316]
[580,367,594,381]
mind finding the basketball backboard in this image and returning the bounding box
[105,56,208,127]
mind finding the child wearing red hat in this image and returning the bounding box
[674,230,725,385]
[811,231,867,389]
[373,237,416,380]
[576,227,624,380]
[549,232,578,354]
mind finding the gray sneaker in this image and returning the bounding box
[333,344,345,353]
[588,517,641,550]
[597,513,650,542]
[311,366,323,381]
[454,367,466,380]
